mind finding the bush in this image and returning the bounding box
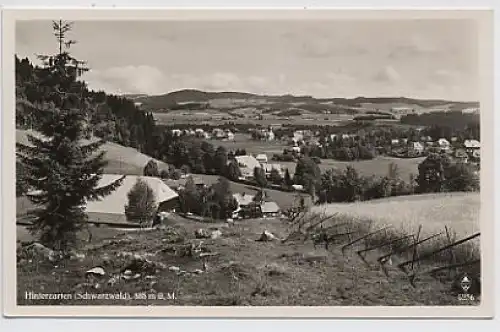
[444,163,480,192]
[160,169,170,179]
[124,178,157,224]
[171,169,182,180]
[143,159,159,177]
[269,168,283,185]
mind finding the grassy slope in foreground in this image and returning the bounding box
[17,214,477,306]
[310,192,480,238]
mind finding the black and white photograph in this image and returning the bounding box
[2,9,494,317]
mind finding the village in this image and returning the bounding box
[12,17,484,308]
[65,124,480,230]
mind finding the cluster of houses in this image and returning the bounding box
[170,128,235,141]
[171,128,210,139]
[232,154,286,181]
[390,137,481,162]
[163,174,283,221]
[250,127,276,141]
[211,128,235,141]
[231,192,281,219]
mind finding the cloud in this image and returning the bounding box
[388,33,438,59]
[372,66,401,83]
[82,65,167,95]
[83,66,284,95]
[283,32,367,59]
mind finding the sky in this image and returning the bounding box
[16,19,479,101]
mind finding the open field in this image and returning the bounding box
[311,192,480,238]
[17,213,478,306]
[308,192,480,280]
[210,134,288,155]
[281,156,425,180]
[17,129,167,176]
[153,112,353,126]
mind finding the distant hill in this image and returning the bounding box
[133,89,479,114]
[122,93,149,100]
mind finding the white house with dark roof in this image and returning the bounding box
[234,155,261,179]
[256,153,268,164]
[437,138,451,151]
[464,139,480,153]
[85,174,179,225]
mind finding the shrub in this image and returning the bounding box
[160,169,170,179]
[143,159,159,177]
[444,163,480,192]
[269,168,283,185]
[124,178,157,224]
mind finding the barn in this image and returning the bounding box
[84,174,179,225]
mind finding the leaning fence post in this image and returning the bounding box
[411,225,422,271]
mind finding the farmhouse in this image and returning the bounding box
[254,128,275,141]
[231,192,256,219]
[261,163,284,177]
[234,155,261,178]
[437,138,451,151]
[260,201,281,218]
[256,153,268,164]
[212,128,225,138]
[85,174,179,225]
[408,141,424,154]
[195,128,209,139]
[464,139,480,153]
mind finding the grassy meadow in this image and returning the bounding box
[311,192,480,238]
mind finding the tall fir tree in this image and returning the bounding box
[16,20,124,251]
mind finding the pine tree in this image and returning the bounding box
[16,20,124,251]
[284,168,293,186]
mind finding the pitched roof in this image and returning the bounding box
[464,139,480,148]
[261,163,282,172]
[235,155,261,171]
[438,138,450,145]
[233,193,255,206]
[261,201,280,213]
[85,174,178,217]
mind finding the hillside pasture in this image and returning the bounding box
[311,192,480,239]
[16,129,167,176]
[308,192,481,271]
